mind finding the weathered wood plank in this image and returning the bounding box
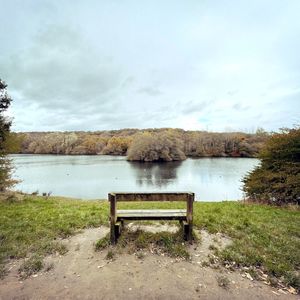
[117,209,186,218]
[117,209,186,214]
[187,193,194,243]
[109,192,193,202]
[117,215,186,221]
[109,193,117,244]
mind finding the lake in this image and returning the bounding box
[10,154,259,201]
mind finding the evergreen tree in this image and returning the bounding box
[0,79,15,191]
[243,127,300,205]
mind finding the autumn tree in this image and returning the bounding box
[102,136,132,155]
[0,79,15,190]
[127,131,186,162]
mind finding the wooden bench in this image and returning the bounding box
[108,192,194,244]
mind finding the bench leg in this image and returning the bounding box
[182,221,188,241]
[120,220,125,231]
[110,222,122,245]
[110,223,117,245]
[182,221,193,243]
[187,222,193,243]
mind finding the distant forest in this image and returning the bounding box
[10,128,268,162]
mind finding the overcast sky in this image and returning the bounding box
[1,0,299,132]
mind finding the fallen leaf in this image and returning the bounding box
[272,291,280,296]
[278,289,287,295]
[287,287,297,295]
[245,273,253,281]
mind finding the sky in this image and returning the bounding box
[1,0,300,132]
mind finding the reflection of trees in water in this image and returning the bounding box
[128,161,182,187]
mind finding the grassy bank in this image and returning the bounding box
[0,194,299,289]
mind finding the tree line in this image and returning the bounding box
[13,128,269,161]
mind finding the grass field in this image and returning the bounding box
[0,194,299,289]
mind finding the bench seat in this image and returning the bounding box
[116,209,187,220]
[108,192,194,243]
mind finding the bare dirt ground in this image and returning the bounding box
[0,225,298,300]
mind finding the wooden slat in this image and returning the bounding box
[116,209,187,220]
[117,209,186,214]
[117,215,186,221]
[109,192,193,202]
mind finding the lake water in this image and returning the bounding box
[10,154,259,201]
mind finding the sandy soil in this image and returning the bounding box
[0,225,298,300]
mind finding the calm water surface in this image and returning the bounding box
[10,155,259,201]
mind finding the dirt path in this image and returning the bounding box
[0,226,298,300]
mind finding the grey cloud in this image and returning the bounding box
[181,101,211,114]
[1,0,300,132]
[227,90,238,96]
[232,103,250,111]
[1,26,121,112]
[137,86,163,97]
[121,76,135,88]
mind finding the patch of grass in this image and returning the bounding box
[96,228,191,260]
[216,275,230,289]
[208,244,218,251]
[105,250,115,260]
[0,195,107,278]
[0,264,7,279]
[4,194,19,203]
[192,201,300,291]
[136,251,145,259]
[95,235,110,251]
[117,229,190,260]
[284,271,300,290]
[248,267,260,280]
[44,262,54,272]
[19,255,44,279]
[201,261,210,267]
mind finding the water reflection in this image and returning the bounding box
[128,161,182,187]
[10,155,259,201]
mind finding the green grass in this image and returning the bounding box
[0,195,107,275]
[118,228,190,259]
[18,255,44,279]
[194,201,300,289]
[216,275,230,289]
[95,228,190,260]
[0,195,299,290]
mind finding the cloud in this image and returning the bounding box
[137,86,163,96]
[232,103,250,111]
[2,26,121,108]
[0,0,300,132]
[181,100,211,114]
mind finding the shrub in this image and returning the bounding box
[0,79,16,191]
[243,127,300,205]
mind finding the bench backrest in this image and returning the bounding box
[108,192,194,224]
[108,192,194,202]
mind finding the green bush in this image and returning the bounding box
[243,127,300,205]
